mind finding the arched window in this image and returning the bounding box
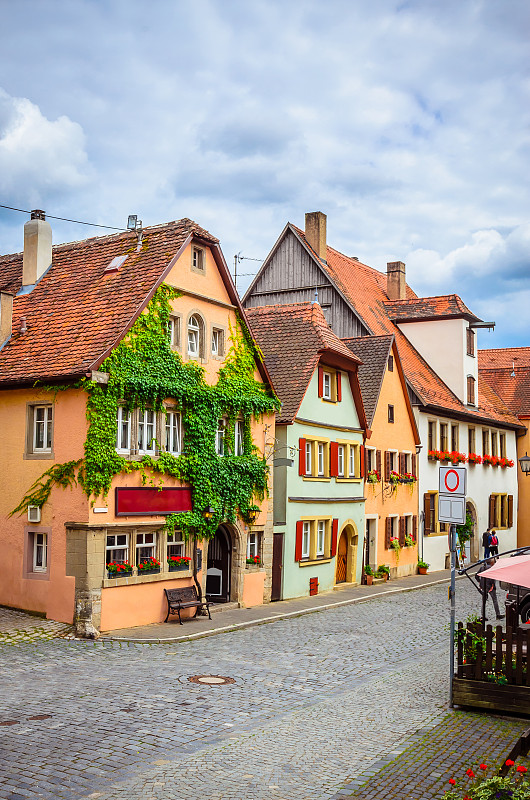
[187,314,205,358]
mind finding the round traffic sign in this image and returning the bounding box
[444,469,460,493]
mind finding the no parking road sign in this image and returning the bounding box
[438,465,466,524]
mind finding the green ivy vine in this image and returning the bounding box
[13,284,279,540]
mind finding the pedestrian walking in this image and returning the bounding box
[489,530,499,556]
[482,527,492,559]
[476,558,504,620]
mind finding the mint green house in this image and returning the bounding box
[246,302,368,600]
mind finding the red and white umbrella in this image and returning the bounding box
[481,555,530,590]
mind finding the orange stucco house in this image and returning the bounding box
[0,212,276,635]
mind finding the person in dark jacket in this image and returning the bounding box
[482,528,492,559]
[477,558,504,619]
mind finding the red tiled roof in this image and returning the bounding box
[384,295,480,323]
[0,219,219,386]
[289,225,522,429]
[479,348,530,417]
[246,302,362,424]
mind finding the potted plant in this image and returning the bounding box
[442,758,529,799]
[377,564,390,581]
[246,555,261,567]
[107,560,133,578]
[418,559,429,575]
[364,565,374,586]
[366,469,380,484]
[448,450,467,465]
[390,536,401,561]
[499,457,514,468]
[167,555,191,572]
[137,556,161,575]
[404,534,415,547]
[467,452,482,465]
[428,449,439,461]
[389,471,400,492]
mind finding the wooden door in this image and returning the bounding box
[271,532,283,601]
[335,531,348,583]
[206,526,231,602]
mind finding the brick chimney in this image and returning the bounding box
[0,291,13,344]
[23,210,52,287]
[386,261,406,301]
[305,212,327,261]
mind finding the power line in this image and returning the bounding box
[0,204,127,231]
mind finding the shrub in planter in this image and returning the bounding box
[364,565,374,585]
[167,555,191,571]
[137,556,161,574]
[376,565,390,581]
[417,559,429,575]
[246,555,261,566]
[107,561,133,577]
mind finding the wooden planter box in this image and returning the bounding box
[453,678,530,716]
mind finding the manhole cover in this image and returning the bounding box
[188,674,235,686]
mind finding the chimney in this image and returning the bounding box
[305,211,327,261]
[386,261,406,301]
[23,210,52,287]
[0,291,13,344]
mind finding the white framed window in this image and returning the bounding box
[349,445,359,478]
[165,411,181,455]
[192,246,205,271]
[167,316,180,349]
[247,532,259,559]
[337,445,345,477]
[116,406,131,453]
[212,328,224,357]
[365,447,375,473]
[403,452,412,473]
[322,372,332,400]
[138,409,156,454]
[316,521,325,557]
[317,443,325,476]
[136,532,157,564]
[33,532,47,572]
[302,522,311,559]
[167,531,184,559]
[234,420,244,455]
[187,315,201,358]
[305,441,312,474]
[33,405,53,452]
[106,534,129,565]
[216,419,226,455]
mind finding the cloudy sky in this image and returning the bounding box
[0,0,528,348]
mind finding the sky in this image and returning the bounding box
[0,0,528,349]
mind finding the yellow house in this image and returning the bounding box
[0,212,277,635]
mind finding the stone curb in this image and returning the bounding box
[94,575,455,646]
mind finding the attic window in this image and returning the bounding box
[105,255,128,274]
[388,355,394,372]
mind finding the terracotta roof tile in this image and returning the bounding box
[0,218,217,385]
[343,336,393,427]
[384,295,480,323]
[246,302,361,424]
[479,348,530,417]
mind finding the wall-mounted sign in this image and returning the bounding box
[115,487,192,516]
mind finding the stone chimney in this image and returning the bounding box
[0,291,13,344]
[305,212,327,261]
[23,210,52,287]
[386,261,406,301]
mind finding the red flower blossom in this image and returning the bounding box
[448,778,456,785]
[506,760,515,767]
[466,768,475,778]
[479,763,488,770]
[517,765,528,773]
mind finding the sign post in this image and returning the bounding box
[449,524,456,707]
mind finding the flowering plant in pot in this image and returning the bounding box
[376,564,390,581]
[448,450,467,464]
[366,469,380,484]
[389,471,400,492]
[137,556,161,574]
[404,534,415,547]
[167,555,191,571]
[482,454,499,467]
[428,449,440,461]
[390,537,401,561]
[364,565,374,585]
[442,758,529,799]
[400,472,417,484]
[467,452,482,465]
[499,457,514,468]
[107,560,133,576]
[417,559,429,575]
[246,555,261,566]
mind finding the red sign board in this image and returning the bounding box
[115,487,192,516]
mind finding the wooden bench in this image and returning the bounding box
[164,586,212,624]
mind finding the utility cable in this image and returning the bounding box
[0,204,127,231]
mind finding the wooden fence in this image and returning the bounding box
[456,622,530,685]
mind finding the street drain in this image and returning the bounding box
[0,720,19,726]
[27,714,52,721]
[188,675,235,686]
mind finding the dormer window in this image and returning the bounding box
[467,375,476,405]
[318,366,342,402]
[467,328,475,357]
[322,371,332,399]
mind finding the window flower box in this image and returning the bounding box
[399,473,417,484]
[467,452,482,465]
[246,556,261,567]
[366,469,380,484]
[168,556,191,572]
[107,561,133,578]
[499,457,514,468]
[428,450,439,461]
[447,451,467,465]
[138,557,161,575]
[482,454,499,467]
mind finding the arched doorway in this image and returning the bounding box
[335,530,348,583]
[465,501,478,563]
[206,525,232,602]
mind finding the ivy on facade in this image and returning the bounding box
[13,284,280,539]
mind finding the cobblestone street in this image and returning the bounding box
[0,580,525,800]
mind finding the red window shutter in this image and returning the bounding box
[385,517,392,549]
[489,495,495,528]
[299,438,306,476]
[331,519,338,556]
[424,493,432,533]
[508,495,514,527]
[412,453,417,477]
[336,371,342,401]
[399,516,406,547]
[413,515,417,540]
[360,445,365,478]
[318,366,323,398]
[295,520,304,561]
[330,442,339,477]
[384,451,391,482]
[376,450,382,476]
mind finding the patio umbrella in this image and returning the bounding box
[480,555,530,590]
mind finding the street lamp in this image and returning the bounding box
[202,505,215,520]
[519,453,530,476]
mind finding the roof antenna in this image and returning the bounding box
[127,214,143,250]
[313,287,319,304]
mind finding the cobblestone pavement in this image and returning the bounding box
[0,580,520,800]
[0,606,74,644]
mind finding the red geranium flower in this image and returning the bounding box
[448,778,456,785]
[479,763,488,770]
[506,760,515,766]
[466,769,475,778]
[517,765,528,773]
